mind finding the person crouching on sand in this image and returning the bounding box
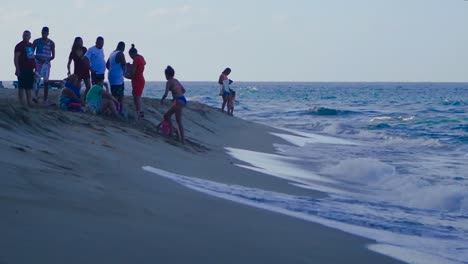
[85,75,119,116]
[160,66,187,144]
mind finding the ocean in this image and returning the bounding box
[140,81,467,264]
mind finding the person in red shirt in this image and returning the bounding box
[128,44,146,119]
[14,30,36,106]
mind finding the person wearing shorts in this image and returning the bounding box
[107,41,126,112]
[33,26,55,104]
[85,37,106,86]
[14,30,36,106]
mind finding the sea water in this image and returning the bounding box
[141,82,467,264]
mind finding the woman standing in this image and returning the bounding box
[160,66,187,144]
[67,37,91,98]
[218,67,231,113]
[128,44,146,119]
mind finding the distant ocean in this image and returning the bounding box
[7,81,468,263]
[141,81,468,264]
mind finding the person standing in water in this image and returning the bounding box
[160,66,187,144]
[128,44,146,119]
[67,37,91,98]
[107,41,126,112]
[14,30,36,106]
[218,67,231,113]
[33,26,55,104]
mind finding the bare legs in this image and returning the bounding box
[101,99,118,116]
[82,77,91,99]
[116,93,124,113]
[43,82,49,102]
[34,82,49,103]
[164,100,185,144]
[25,89,33,106]
[18,88,24,105]
[221,94,228,112]
[134,96,143,119]
[18,88,33,107]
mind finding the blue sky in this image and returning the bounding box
[1,0,467,81]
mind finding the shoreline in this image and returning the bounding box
[0,88,403,263]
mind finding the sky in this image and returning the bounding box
[1,0,467,82]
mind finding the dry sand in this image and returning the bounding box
[0,88,403,263]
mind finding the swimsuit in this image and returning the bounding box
[177,95,187,106]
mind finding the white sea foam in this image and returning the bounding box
[370,116,416,122]
[398,116,416,122]
[322,158,468,213]
[270,128,358,146]
[370,116,394,122]
[225,147,337,184]
[143,166,467,264]
[392,183,468,214]
[321,158,396,185]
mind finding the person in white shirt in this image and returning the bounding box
[85,36,106,86]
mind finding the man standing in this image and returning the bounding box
[14,30,36,106]
[85,37,106,87]
[107,41,126,111]
[33,26,55,104]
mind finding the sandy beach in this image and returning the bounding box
[0,88,403,264]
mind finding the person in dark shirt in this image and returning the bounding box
[14,30,36,106]
[67,37,91,98]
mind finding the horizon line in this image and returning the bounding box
[1,80,468,84]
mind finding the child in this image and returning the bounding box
[227,89,236,116]
[156,119,180,140]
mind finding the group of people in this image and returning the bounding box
[14,27,235,144]
[13,27,146,113]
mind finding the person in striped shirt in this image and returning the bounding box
[32,26,55,104]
